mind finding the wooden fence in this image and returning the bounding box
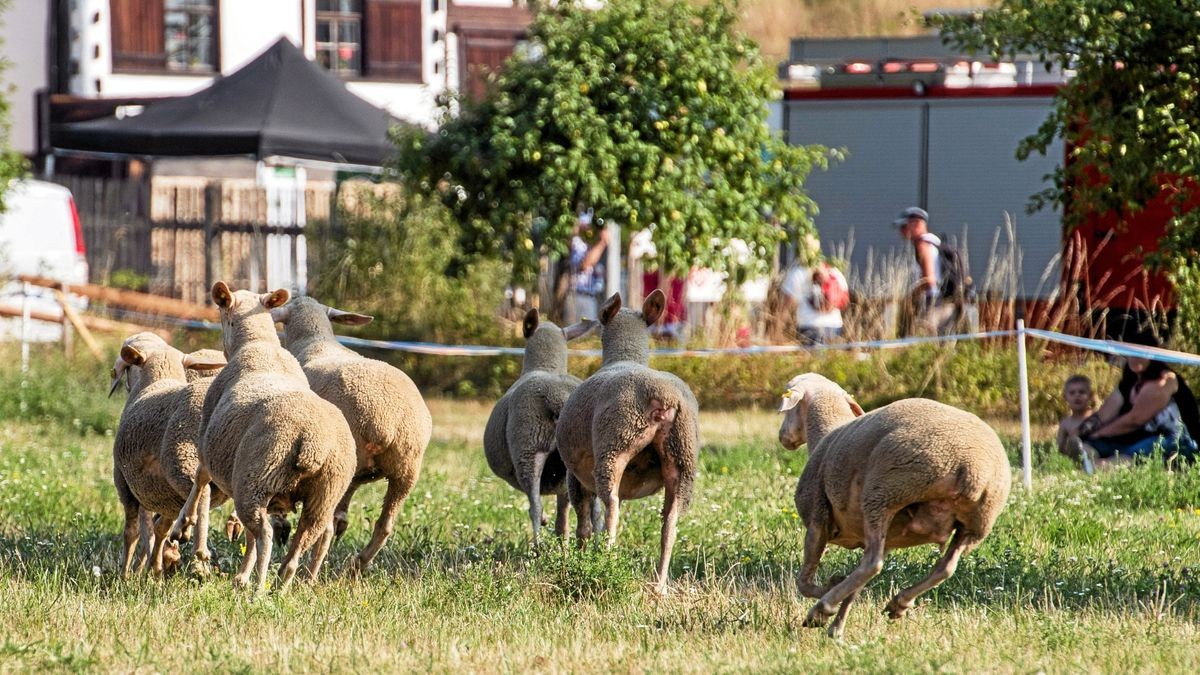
[49,175,354,304]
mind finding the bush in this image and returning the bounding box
[308,187,511,345]
[0,345,122,435]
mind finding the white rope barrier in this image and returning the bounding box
[23,293,1200,493]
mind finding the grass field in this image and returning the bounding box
[2,373,1200,672]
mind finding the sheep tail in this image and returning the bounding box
[291,427,330,476]
[642,378,697,511]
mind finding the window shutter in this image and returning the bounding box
[463,39,516,100]
[111,0,166,71]
[364,0,422,81]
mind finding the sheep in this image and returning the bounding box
[269,296,432,573]
[168,283,357,592]
[556,291,700,594]
[483,308,597,544]
[777,372,1012,638]
[108,335,225,577]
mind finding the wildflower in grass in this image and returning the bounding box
[92,566,101,577]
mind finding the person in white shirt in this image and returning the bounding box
[780,236,846,345]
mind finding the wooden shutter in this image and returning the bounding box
[462,37,516,100]
[364,0,422,81]
[111,0,166,71]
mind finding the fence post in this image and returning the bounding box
[1016,317,1033,490]
[204,182,221,300]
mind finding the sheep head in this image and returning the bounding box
[520,308,598,373]
[778,373,864,450]
[270,296,372,347]
[108,332,171,397]
[211,282,289,354]
[596,290,666,365]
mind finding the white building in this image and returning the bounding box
[2,0,535,158]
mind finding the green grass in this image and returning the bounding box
[2,356,1200,672]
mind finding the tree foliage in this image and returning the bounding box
[931,1,1200,341]
[393,0,828,281]
[0,0,30,211]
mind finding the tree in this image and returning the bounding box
[393,0,828,282]
[930,1,1200,342]
[0,0,29,211]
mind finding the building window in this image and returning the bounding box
[316,0,363,75]
[164,0,216,72]
[111,0,218,73]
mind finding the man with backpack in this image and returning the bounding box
[893,207,970,336]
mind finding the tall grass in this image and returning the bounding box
[0,385,1198,671]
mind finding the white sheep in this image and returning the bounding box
[778,373,1012,638]
[270,296,432,573]
[556,291,700,594]
[483,309,597,544]
[109,335,225,576]
[168,283,357,592]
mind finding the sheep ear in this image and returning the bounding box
[779,388,803,413]
[107,362,129,398]
[522,308,540,339]
[642,289,666,326]
[263,289,290,309]
[327,307,373,326]
[847,396,865,417]
[182,353,225,372]
[562,318,599,341]
[212,281,233,308]
[120,344,145,367]
[599,293,622,326]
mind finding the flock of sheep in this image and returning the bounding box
[108,282,1012,637]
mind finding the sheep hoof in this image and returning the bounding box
[224,515,244,541]
[333,513,349,539]
[188,555,215,579]
[825,622,845,640]
[162,542,182,575]
[347,556,369,579]
[231,574,252,590]
[802,602,833,628]
[885,599,911,620]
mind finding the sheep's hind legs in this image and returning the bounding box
[521,451,551,546]
[804,514,892,636]
[652,458,682,596]
[168,468,209,543]
[567,473,598,545]
[885,528,981,619]
[553,491,569,539]
[350,478,411,575]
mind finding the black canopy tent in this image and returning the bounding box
[52,38,399,167]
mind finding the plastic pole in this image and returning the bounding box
[1016,318,1033,490]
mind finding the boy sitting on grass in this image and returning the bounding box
[1056,374,1095,472]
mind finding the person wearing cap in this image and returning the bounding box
[893,206,957,335]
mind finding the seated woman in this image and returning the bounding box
[1078,356,1200,466]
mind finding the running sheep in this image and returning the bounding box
[556,291,700,594]
[778,373,1012,638]
[483,309,597,544]
[271,296,432,573]
[109,334,225,576]
[168,283,357,592]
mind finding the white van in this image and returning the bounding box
[0,178,88,341]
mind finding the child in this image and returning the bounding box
[1056,374,1095,471]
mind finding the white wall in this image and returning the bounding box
[1,0,50,154]
[219,0,303,73]
[66,0,441,125]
